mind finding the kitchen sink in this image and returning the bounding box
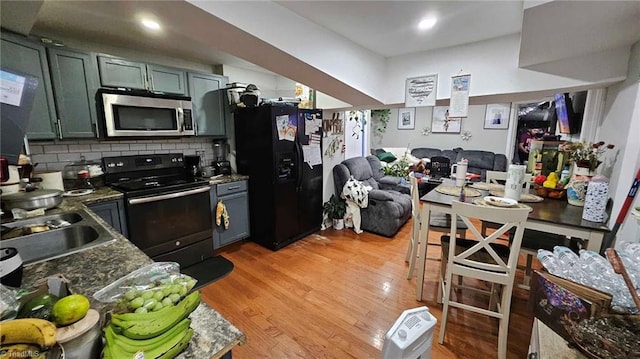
[0,209,116,264]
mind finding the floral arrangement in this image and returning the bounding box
[561,141,615,172]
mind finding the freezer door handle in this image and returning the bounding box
[294,139,303,191]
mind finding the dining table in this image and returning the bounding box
[415,179,611,301]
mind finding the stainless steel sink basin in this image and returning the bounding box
[0,209,115,264]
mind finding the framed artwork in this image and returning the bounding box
[431,106,461,133]
[484,103,511,129]
[405,74,437,107]
[449,74,471,117]
[397,108,415,130]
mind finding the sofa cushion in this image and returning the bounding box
[411,148,443,160]
[377,152,397,163]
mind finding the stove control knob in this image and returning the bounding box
[106,162,115,168]
[398,329,407,340]
[175,241,181,246]
[171,158,177,162]
[117,162,124,167]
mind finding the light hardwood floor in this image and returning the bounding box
[200,218,537,358]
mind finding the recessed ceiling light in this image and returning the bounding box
[141,19,161,31]
[418,17,437,31]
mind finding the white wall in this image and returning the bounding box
[597,40,640,246]
[384,35,627,105]
[373,105,514,156]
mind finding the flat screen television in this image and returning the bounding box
[554,93,576,134]
[0,68,39,164]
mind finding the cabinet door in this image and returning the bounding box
[47,48,99,138]
[147,64,187,95]
[187,72,227,136]
[214,191,250,248]
[0,33,57,139]
[98,56,147,90]
[87,199,128,237]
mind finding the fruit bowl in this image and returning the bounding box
[533,184,566,199]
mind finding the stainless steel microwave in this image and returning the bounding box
[98,89,194,137]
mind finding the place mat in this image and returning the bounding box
[470,182,504,191]
[436,185,482,197]
[489,190,544,203]
[473,198,533,211]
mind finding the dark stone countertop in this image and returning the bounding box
[207,174,249,185]
[18,186,246,359]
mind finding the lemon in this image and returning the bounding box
[51,294,90,326]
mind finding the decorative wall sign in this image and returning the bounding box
[431,106,461,133]
[484,103,511,129]
[397,108,416,130]
[449,74,471,117]
[405,74,437,107]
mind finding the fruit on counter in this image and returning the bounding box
[0,344,46,359]
[110,290,201,340]
[534,175,546,186]
[543,172,559,189]
[16,293,59,321]
[119,277,197,314]
[103,318,192,359]
[51,294,90,326]
[0,318,57,349]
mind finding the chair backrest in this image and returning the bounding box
[409,172,420,219]
[430,156,451,179]
[486,170,532,190]
[448,201,529,274]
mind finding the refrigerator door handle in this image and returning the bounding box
[294,139,303,191]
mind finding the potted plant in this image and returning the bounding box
[323,194,347,230]
[561,141,615,206]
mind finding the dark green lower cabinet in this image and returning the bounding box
[87,199,128,237]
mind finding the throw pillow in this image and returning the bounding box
[376,152,397,163]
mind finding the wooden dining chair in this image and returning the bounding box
[405,173,466,280]
[438,201,530,359]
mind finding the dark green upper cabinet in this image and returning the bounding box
[188,72,228,136]
[147,64,187,95]
[98,56,147,90]
[47,48,100,138]
[98,56,187,95]
[0,33,57,140]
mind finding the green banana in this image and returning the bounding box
[157,328,194,359]
[111,291,200,340]
[112,291,200,323]
[104,318,191,352]
[106,326,193,359]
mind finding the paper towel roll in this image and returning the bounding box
[582,180,609,223]
[36,171,65,191]
[504,165,526,201]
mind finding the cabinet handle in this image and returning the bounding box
[227,186,240,190]
[56,119,63,140]
[94,121,100,138]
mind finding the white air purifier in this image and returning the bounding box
[381,306,437,359]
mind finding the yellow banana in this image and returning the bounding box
[0,318,57,349]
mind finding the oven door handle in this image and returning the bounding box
[128,186,210,205]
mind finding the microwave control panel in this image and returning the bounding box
[183,109,193,131]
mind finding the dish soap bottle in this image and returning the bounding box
[459,184,466,202]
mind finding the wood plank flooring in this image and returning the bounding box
[200,219,537,358]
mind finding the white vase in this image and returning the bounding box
[333,219,344,230]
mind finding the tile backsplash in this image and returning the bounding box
[29,137,217,171]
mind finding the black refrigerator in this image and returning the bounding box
[234,104,323,250]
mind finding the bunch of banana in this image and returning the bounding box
[0,318,57,349]
[102,291,200,359]
[110,290,200,339]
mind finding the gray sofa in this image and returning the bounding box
[410,147,508,181]
[333,156,412,237]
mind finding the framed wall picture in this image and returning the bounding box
[405,74,437,107]
[484,103,511,129]
[397,108,415,130]
[431,106,461,133]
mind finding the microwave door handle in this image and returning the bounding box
[128,186,210,205]
[177,108,184,132]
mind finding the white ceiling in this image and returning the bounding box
[1,0,639,106]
